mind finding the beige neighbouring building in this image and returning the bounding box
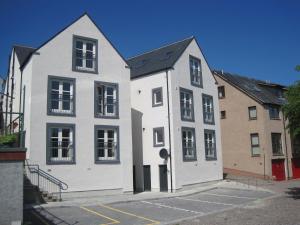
[213,70,300,180]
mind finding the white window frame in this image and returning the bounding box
[204,129,217,160]
[180,88,194,121]
[248,106,257,120]
[153,127,164,147]
[202,94,214,124]
[190,56,202,87]
[95,82,119,118]
[75,39,96,71]
[50,80,74,114]
[95,126,119,162]
[46,123,75,165]
[182,127,196,161]
[250,133,260,156]
[152,87,163,107]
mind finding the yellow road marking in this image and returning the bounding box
[80,206,120,225]
[31,210,51,225]
[98,204,160,225]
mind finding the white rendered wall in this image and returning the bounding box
[131,71,171,192]
[170,39,223,189]
[24,15,133,192]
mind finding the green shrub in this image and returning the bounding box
[0,133,17,145]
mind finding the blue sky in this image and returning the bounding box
[0,0,299,85]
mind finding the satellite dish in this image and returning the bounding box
[159,148,169,160]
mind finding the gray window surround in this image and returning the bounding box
[46,123,76,165]
[153,127,165,147]
[72,35,98,74]
[152,87,163,107]
[179,87,195,122]
[47,76,76,117]
[248,106,257,120]
[204,129,217,161]
[189,55,203,88]
[250,133,260,157]
[182,127,197,162]
[271,133,283,156]
[218,86,225,99]
[94,81,119,119]
[202,94,215,125]
[94,125,120,164]
[268,105,280,120]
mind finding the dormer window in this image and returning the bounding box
[73,36,98,73]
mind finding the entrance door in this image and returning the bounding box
[143,165,151,191]
[159,165,168,192]
[272,159,286,181]
[292,158,300,179]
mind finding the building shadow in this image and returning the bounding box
[286,187,300,200]
[23,206,78,225]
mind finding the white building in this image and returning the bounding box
[3,13,222,196]
[129,37,223,192]
[3,13,133,195]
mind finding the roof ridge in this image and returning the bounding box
[127,36,194,60]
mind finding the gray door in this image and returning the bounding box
[143,165,151,191]
[159,165,168,192]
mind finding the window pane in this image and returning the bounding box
[86,43,93,51]
[62,129,70,138]
[97,130,104,139]
[251,135,259,145]
[63,82,70,91]
[76,49,83,58]
[76,41,83,49]
[155,91,162,103]
[62,101,70,110]
[252,146,260,155]
[156,130,163,143]
[52,81,59,90]
[51,100,59,110]
[76,58,83,67]
[86,51,93,59]
[86,59,93,68]
[107,130,114,139]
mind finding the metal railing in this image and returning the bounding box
[24,160,68,201]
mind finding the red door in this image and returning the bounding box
[292,158,300,179]
[272,159,286,181]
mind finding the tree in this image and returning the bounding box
[283,66,300,137]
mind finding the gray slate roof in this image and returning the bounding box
[213,70,286,105]
[127,37,194,79]
[14,45,36,67]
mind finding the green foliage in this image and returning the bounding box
[296,65,300,72]
[283,80,300,137]
[0,133,17,145]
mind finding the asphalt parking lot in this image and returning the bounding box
[24,187,273,225]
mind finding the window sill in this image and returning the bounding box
[205,157,217,161]
[95,114,119,119]
[191,82,203,88]
[204,121,215,125]
[273,154,284,157]
[95,160,120,164]
[73,68,98,74]
[181,117,195,122]
[152,103,163,107]
[249,118,257,121]
[48,111,76,117]
[46,161,76,165]
[183,158,197,162]
[270,118,281,120]
[251,154,261,157]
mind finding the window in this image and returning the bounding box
[152,87,163,107]
[46,123,75,164]
[269,106,280,119]
[95,126,119,163]
[271,133,283,156]
[248,106,257,120]
[204,129,217,160]
[153,127,164,147]
[48,76,75,116]
[218,86,225,99]
[73,36,98,73]
[202,94,215,124]
[182,127,196,161]
[189,56,203,87]
[220,111,226,119]
[292,135,300,156]
[95,82,119,118]
[180,88,194,121]
[250,133,260,156]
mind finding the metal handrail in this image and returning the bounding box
[24,160,68,201]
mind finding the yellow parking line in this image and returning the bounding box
[31,210,50,225]
[80,206,120,225]
[98,204,160,225]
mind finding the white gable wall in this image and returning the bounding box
[26,15,133,192]
[170,39,223,189]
